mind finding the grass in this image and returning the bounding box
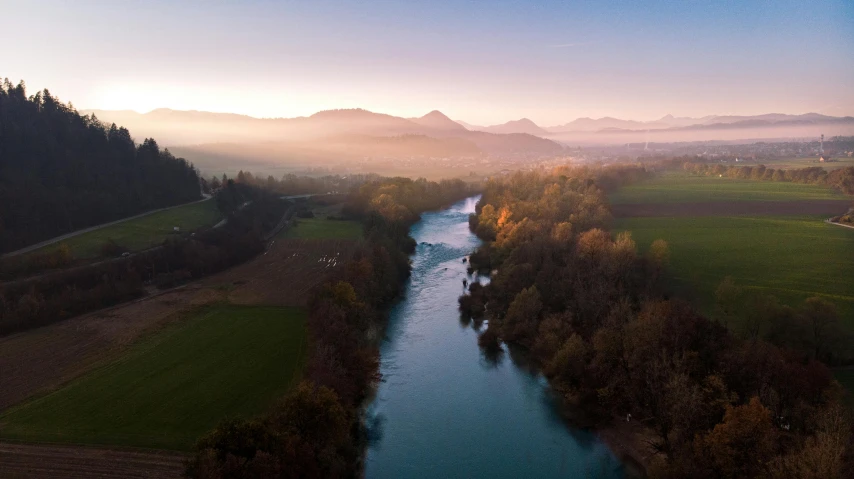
[615,215,854,327]
[0,304,307,451]
[767,157,854,171]
[609,175,845,204]
[281,217,362,240]
[34,199,222,259]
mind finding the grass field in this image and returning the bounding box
[34,199,222,259]
[766,157,854,171]
[609,175,845,204]
[0,304,306,451]
[615,214,854,326]
[281,217,362,240]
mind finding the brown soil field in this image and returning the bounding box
[611,199,852,218]
[0,237,358,477]
[211,238,359,306]
[0,442,185,479]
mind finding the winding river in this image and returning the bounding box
[365,197,623,478]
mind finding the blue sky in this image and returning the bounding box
[2,0,853,124]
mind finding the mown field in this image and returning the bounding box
[767,157,854,171]
[281,217,362,240]
[615,215,854,326]
[33,199,222,259]
[611,174,854,328]
[610,175,845,204]
[0,304,306,451]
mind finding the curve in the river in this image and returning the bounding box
[365,196,623,479]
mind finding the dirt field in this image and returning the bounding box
[0,442,185,479]
[212,238,359,306]
[0,237,359,476]
[611,199,852,218]
[0,238,356,413]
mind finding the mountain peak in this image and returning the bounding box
[411,110,466,130]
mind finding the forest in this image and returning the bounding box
[460,166,851,478]
[186,177,474,478]
[0,79,202,253]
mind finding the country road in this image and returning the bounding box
[2,196,213,258]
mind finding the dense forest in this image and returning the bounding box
[187,177,473,478]
[460,167,852,478]
[0,79,202,253]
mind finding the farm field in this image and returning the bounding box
[767,157,854,171]
[615,215,854,325]
[32,199,222,259]
[0,304,307,451]
[281,217,362,240]
[609,175,846,204]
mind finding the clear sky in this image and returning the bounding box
[3,0,853,125]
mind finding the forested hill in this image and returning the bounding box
[0,80,202,254]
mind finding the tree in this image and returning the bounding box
[500,286,543,344]
[800,297,840,360]
[696,397,776,478]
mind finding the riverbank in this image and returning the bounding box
[365,197,623,478]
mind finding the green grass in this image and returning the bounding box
[768,157,854,171]
[609,175,845,204]
[35,199,222,259]
[0,304,307,451]
[615,215,854,327]
[281,218,362,240]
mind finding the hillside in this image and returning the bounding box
[0,81,202,254]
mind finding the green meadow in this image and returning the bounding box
[616,215,854,326]
[609,175,845,204]
[35,199,222,259]
[0,304,306,450]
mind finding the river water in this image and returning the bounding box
[364,197,623,478]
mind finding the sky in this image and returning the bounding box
[2,0,853,125]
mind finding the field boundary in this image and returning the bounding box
[612,199,852,218]
[826,218,854,230]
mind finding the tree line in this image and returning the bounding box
[187,177,475,478]
[681,160,854,196]
[460,166,851,478]
[205,171,381,198]
[0,182,286,335]
[0,79,203,254]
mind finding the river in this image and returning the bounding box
[364,197,623,478]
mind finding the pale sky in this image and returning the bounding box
[2,0,853,125]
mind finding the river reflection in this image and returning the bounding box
[365,197,623,479]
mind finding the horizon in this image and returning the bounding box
[78,105,851,128]
[3,0,853,125]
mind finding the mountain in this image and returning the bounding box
[547,117,654,133]
[410,110,468,131]
[480,118,550,136]
[84,108,563,156]
[541,112,849,134]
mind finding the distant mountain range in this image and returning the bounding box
[84,107,854,157]
[457,112,854,135]
[84,108,564,156]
